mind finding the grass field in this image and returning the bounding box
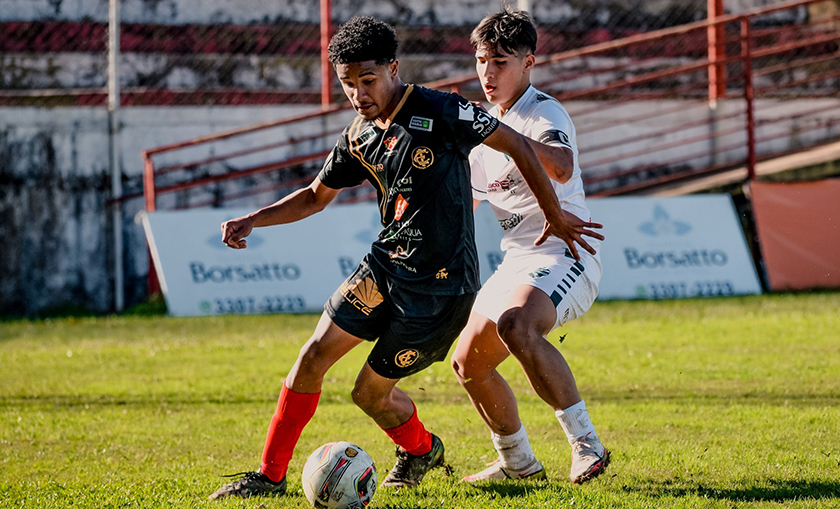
[1,293,839,508]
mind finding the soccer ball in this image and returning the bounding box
[301,441,378,509]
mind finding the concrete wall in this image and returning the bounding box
[0,104,315,315]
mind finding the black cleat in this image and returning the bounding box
[208,471,287,500]
[381,434,445,488]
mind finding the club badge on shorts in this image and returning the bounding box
[394,349,419,368]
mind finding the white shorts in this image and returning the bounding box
[473,247,602,331]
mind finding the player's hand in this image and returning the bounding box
[221,216,255,249]
[535,210,604,260]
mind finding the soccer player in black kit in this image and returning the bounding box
[210,16,603,499]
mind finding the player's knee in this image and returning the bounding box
[450,355,467,384]
[496,309,537,354]
[297,337,334,376]
[451,349,489,385]
[350,382,384,415]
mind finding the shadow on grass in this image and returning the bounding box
[624,478,840,503]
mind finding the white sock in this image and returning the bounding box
[492,425,536,471]
[555,400,597,444]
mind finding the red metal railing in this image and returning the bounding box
[129,0,839,291]
[134,0,838,212]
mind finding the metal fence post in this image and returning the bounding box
[109,0,124,312]
[321,0,332,108]
[741,17,757,181]
[707,0,726,103]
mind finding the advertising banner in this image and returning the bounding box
[141,195,761,316]
[140,203,505,317]
[588,195,762,300]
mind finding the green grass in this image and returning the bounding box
[1,293,839,508]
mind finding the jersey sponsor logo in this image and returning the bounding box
[409,116,434,132]
[529,267,551,279]
[390,258,418,272]
[487,174,518,193]
[395,349,420,368]
[538,129,571,148]
[412,147,434,169]
[436,268,449,280]
[394,194,409,221]
[394,175,413,192]
[388,245,409,260]
[383,136,398,150]
[340,275,384,316]
[458,101,477,121]
[459,101,496,136]
[383,222,423,241]
[498,213,523,231]
[356,127,376,144]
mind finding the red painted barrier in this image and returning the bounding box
[751,179,840,291]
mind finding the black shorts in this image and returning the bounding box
[325,255,476,379]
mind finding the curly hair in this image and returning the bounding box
[328,16,399,66]
[470,8,537,56]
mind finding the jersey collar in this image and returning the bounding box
[497,84,534,120]
[375,84,414,130]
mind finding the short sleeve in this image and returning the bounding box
[531,104,575,151]
[318,135,367,189]
[440,94,500,156]
[469,146,488,202]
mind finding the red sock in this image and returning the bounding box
[381,403,432,456]
[260,381,320,482]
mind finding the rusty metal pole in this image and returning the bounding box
[142,153,160,297]
[708,0,726,103]
[321,0,332,108]
[741,17,757,181]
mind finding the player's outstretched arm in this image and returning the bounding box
[482,124,604,260]
[220,178,339,249]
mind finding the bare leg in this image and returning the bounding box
[451,311,521,435]
[351,364,414,429]
[496,285,581,411]
[286,312,365,393]
[452,285,581,435]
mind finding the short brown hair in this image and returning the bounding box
[470,8,537,56]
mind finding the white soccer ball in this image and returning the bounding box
[301,441,378,509]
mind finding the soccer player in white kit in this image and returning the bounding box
[451,9,610,484]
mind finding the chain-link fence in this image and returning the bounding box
[3,0,792,108]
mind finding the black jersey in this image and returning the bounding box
[319,84,500,295]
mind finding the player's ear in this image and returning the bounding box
[523,53,536,72]
[389,59,399,78]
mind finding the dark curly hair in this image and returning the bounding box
[328,16,399,66]
[470,8,537,56]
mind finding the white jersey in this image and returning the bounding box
[470,85,599,257]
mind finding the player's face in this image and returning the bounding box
[336,60,402,121]
[474,44,534,112]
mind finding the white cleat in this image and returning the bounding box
[569,432,610,484]
[462,457,546,483]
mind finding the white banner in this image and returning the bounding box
[140,195,761,316]
[140,203,505,317]
[588,195,762,300]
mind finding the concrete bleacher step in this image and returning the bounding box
[640,139,840,196]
